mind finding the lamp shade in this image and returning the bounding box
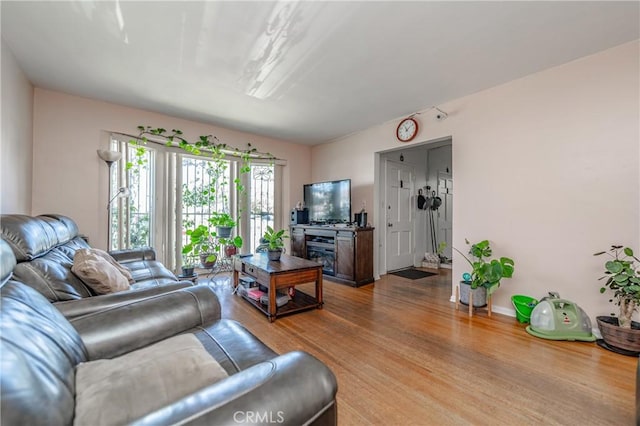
[97,149,122,163]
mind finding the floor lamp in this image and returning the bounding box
[97,149,123,249]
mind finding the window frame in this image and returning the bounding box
[108,133,284,270]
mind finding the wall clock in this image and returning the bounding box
[396,117,418,142]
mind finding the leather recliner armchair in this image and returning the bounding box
[0,238,338,425]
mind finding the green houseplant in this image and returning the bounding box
[182,221,243,269]
[217,233,243,257]
[593,245,640,352]
[263,226,288,261]
[454,239,515,307]
[209,212,236,238]
[206,213,242,255]
[182,225,217,268]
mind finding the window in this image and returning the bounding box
[179,155,231,262]
[109,137,154,251]
[249,164,275,252]
[108,134,281,269]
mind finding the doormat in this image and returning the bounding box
[389,268,437,280]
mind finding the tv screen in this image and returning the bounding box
[303,179,351,224]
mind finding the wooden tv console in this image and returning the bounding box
[289,224,374,287]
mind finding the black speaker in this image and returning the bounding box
[290,208,309,225]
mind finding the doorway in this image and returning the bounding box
[375,138,452,276]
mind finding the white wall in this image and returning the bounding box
[1,38,33,214]
[32,89,312,249]
[312,41,640,322]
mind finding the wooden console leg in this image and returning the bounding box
[488,294,492,317]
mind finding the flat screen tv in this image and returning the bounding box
[303,179,351,224]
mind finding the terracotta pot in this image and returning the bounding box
[224,245,237,257]
[200,253,217,268]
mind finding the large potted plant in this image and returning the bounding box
[454,239,515,307]
[263,226,288,261]
[593,245,640,353]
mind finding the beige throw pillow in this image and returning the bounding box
[72,249,131,294]
[89,248,135,284]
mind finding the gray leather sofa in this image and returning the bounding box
[0,239,338,425]
[0,213,193,318]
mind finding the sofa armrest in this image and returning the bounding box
[109,247,157,262]
[131,351,338,426]
[70,286,221,360]
[55,281,194,320]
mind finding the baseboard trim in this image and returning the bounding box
[448,295,515,318]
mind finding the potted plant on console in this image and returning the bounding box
[263,226,288,261]
[593,245,640,354]
[454,239,515,310]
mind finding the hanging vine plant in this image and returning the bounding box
[129,125,277,208]
[128,126,272,169]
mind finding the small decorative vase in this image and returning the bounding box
[181,266,195,277]
[459,281,487,307]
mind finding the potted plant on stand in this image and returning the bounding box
[454,239,515,316]
[207,212,242,260]
[593,245,640,354]
[219,235,243,257]
[182,224,218,268]
[263,226,288,261]
[209,212,236,238]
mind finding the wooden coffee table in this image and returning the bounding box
[233,253,323,322]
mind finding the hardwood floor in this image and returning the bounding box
[206,268,636,425]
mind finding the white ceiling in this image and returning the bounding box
[2,1,638,145]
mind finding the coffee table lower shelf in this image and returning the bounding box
[241,290,322,320]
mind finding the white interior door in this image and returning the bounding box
[385,160,414,271]
[437,171,453,261]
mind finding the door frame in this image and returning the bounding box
[374,136,452,279]
[436,170,453,262]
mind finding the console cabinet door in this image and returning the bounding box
[355,229,374,283]
[290,227,305,258]
[336,231,355,280]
